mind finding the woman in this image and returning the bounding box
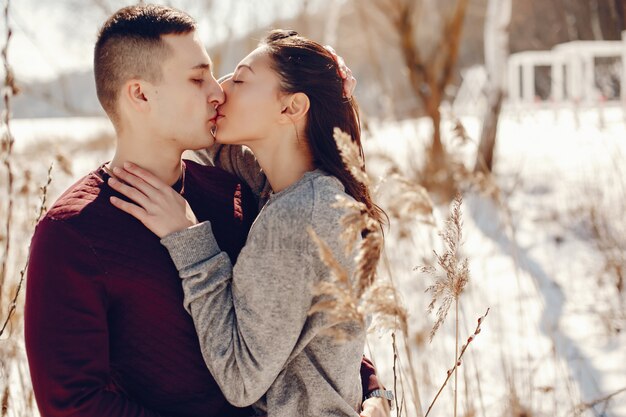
[109,30,387,416]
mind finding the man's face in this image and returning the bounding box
[147,31,224,150]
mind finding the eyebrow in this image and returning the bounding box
[234,64,254,74]
[190,63,212,71]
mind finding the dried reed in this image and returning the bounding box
[424,309,489,417]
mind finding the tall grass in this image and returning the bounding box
[314,113,626,417]
[309,128,491,417]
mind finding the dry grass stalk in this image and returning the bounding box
[362,281,408,335]
[422,193,470,342]
[418,193,471,417]
[307,226,364,341]
[333,195,372,256]
[307,210,403,340]
[55,153,73,177]
[392,333,401,413]
[308,128,405,337]
[0,163,52,338]
[1,385,8,417]
[333,127,370,187]
[0,2,34,414]
[0,0,17,313]
[386,174,435,226]
[571,386,626,416]
[307,222,403,341]
[425,308,490,417]
[447,115,502,202]
[588,205,625,296]
[311,128,429,414]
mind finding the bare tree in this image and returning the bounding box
[475,0,512,173]
[372,0,469,189]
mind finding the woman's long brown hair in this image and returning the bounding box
[262,30,386,230]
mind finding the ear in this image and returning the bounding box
[279,92,310,124]
[121,80,151,113]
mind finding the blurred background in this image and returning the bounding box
[1,0,625,416]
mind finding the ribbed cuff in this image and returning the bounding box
[160,221,221,273]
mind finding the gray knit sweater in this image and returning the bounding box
[162,145,365,417]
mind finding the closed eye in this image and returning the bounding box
[232,79,243,84]
[191,79,204,85]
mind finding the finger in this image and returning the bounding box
[360,401,372,417]
[108,177,151,208]
[122,162,168,191]
[110,196,148,222]
[111,166,158,198]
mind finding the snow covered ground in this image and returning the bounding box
[364,106,626,417]
[2,107,625,416]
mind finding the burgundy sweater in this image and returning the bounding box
[25,160,380,417]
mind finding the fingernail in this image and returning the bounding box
[113,167,121,174]
[124,162,134,169]
[108,177,117,185]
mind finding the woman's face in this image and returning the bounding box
[214,46,286,145]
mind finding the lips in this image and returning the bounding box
[209,112,224,124]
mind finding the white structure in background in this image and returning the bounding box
[453,31,626,115]
[507,31,626,107]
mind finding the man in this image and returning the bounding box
[25,5,387,417]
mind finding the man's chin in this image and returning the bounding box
[185,135,216,151]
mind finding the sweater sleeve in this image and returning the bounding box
[192,144,271,204]
[161,221,315,407]
[360,356,382,396]
[24,218,163,417]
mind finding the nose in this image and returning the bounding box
[207,75,225,107]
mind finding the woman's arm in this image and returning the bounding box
[192,143,270,204]
[160,221,315,407]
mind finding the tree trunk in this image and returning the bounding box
[475,0,512,173]
[590,0,604,40]
[476,91,503,172]
[427,91,445,162]
[617,0,626,30]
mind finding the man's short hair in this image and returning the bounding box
[94,5,196,126]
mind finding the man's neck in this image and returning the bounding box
[108,134,184,186]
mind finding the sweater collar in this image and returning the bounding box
[94,161,186,194]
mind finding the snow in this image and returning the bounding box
[363,105,626,416]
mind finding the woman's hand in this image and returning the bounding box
[361,397,391,417]
[107,162,198,238]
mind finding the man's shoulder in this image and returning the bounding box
[45,170,106,222]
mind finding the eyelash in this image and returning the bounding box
[191,79,204,85]
[232,79,243,84]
